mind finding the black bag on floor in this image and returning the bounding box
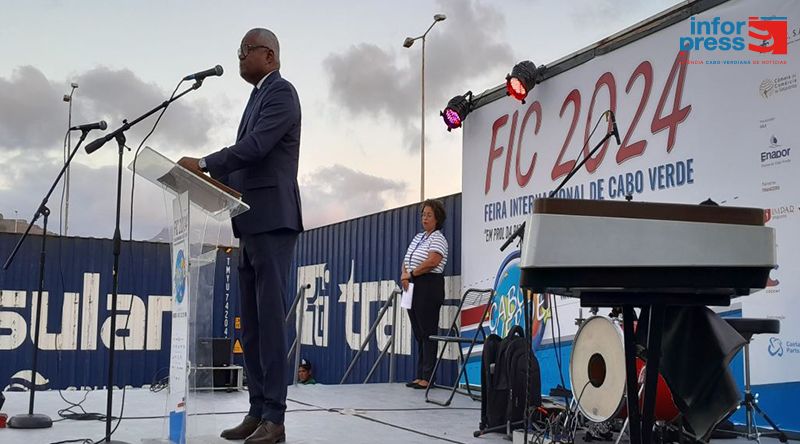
[480,333,503,429]
[480,326,542,430]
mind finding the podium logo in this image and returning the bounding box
[174,249,187,304]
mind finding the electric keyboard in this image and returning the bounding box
[519,198,776,297]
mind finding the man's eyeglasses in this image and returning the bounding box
[238,44,270,60]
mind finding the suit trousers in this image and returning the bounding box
[238,229,298,424]
[407,273,445,382]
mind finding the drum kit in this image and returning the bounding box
[569,314,681,442]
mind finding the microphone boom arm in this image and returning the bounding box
[499,119,618,253]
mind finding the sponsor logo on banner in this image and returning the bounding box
[768,337,800,357]
[760,74,798,98]
[790,26,800,46]
[769,337,784,357]
[761,181,780,193]
[760,135,792,167]
[767,204,796,221]
[759,116,776,129]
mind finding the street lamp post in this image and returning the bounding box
[404,13,446,202]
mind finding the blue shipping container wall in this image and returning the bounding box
[0,193,462,389]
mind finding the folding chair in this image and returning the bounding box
[425,288,496,406]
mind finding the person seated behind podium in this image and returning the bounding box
[401,199,448,390]
[297,359,316,385]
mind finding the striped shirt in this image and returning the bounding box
[404,230,448,274]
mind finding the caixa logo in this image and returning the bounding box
[680,16,787,54]
[768,337,784,357]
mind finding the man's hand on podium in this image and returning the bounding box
[178,156,204,174]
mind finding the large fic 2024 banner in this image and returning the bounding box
[461,0,799,391]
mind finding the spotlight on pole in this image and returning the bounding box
[440,91,473,131]
[506,60,543,104]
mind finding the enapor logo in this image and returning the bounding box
[768,337,784,357]
[769,134,779,148]
[761,148,791,162]
[680,16,787,54]
[760,134,792,167]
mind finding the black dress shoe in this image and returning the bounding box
[221,415,261,440]
[244,421,286,444]
[405,381,418,388]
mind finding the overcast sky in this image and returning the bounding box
[0,0,679,240]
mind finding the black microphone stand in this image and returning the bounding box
[3,129,92,429]
[85,80,202,444]
[499,122,617,442]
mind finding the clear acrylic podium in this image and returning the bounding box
[130,147,249,443]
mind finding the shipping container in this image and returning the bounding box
[0,193,463,390]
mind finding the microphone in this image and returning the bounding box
[70,120,107,132]
[183,65,223,81]
[608,111,621,145]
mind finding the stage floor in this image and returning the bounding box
[0,383,791,443]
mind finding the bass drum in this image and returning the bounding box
[569,316,679,423]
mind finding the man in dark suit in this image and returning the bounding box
[180,27,302,444]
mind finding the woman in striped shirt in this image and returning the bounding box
[401,199,449,390]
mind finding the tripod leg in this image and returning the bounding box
[751,401,789,443]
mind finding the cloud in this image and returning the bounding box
[0,65,216,153]
[75,66,216,150]
[300,164,407,228]
[0,154,167,241]
[323,0,514,151]
[0,66,66,149]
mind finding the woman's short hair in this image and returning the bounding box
[421,199,446,230]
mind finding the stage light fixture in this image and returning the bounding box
[440,91,473,131]
[506,60,543,103]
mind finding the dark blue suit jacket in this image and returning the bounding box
[205,71,304,237]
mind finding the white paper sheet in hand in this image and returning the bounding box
[400,283,414,309]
